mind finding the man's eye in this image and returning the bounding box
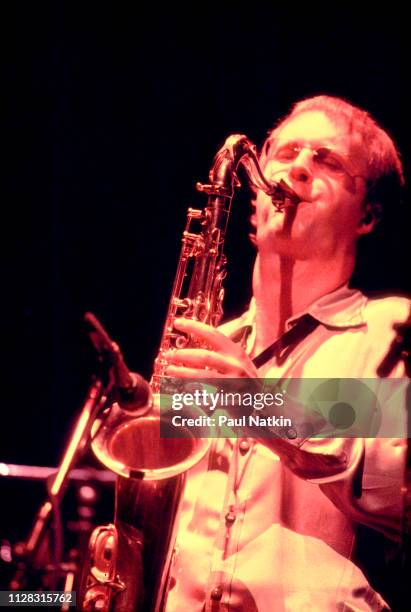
[274,147,298,162]
[315,150,345,173]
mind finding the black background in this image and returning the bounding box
[2,1,410,580]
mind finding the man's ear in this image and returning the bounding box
[357,202,381,236]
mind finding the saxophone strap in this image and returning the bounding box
[252,313,320,369]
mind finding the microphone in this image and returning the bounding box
[84,312,152,414]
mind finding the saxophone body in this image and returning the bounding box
[79,135,299,611]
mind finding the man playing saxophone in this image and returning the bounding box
[163,95,409,611]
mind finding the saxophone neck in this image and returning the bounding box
[196,134,253,199]
[197,133,300,212]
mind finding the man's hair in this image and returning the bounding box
[262,94,404,216]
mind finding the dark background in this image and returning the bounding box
[2,1,410,594]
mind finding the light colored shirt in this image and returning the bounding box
[164,286,409,611]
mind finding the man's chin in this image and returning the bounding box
[256,231,313,262]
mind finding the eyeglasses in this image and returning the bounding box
[267,142,366,182]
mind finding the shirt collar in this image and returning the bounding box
[287,284,367,329]
[224,284,367,343]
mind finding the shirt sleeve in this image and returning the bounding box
[257,428,405,541]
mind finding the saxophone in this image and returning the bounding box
[79,135,299,612]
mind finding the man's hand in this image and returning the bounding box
[164,318,259,378]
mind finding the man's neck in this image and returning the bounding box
[252,251,354,354]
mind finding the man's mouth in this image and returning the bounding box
[288,186,313,206]
[293,197,312,207]
[274,178,314,207]
[269,179,301,211]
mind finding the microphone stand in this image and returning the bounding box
[9,311,150,597]
[0,463,116,484]
[10,378,108,593]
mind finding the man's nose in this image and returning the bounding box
[289,149,313,184]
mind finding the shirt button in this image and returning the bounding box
[210,585,223,600]
[225,511,236,525]
[286,427,297,439]
[239,439,250,454]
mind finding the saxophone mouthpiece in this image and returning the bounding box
[269,179,301,212]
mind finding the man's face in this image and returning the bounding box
[254,110,370,261]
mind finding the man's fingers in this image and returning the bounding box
[166,365,221,378]
[173,318,237,353]
[165,348,238,373]
[169,319,259,378]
